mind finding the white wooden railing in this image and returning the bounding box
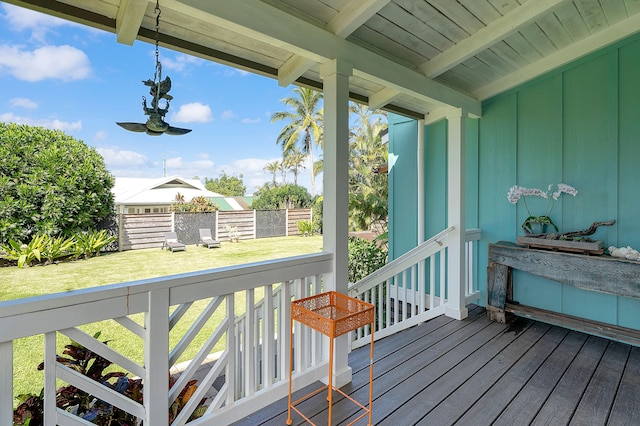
[0,253,333,426]
[349,228,482,348]
[2,228,482,425]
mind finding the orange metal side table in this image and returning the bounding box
[287,291,375,425]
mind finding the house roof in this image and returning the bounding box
[7,1,639,123]
[208,196,254,211]
[112,176,222,205]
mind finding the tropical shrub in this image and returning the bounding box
[0,234,46,268]
[348,236,387,283]
[297,220,313,236]
[0,230,115,268]
[170,194,219,212]
[74,230,117,259]
[13,332,207,425]
[0,123,115,244]
[251,183,312,210]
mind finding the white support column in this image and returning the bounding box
[417,118,426,305]
[145,289,169,425]
[320,58,352,387]
[445,109,469,320]
[417,118,425,245]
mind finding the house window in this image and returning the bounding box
[144,208,151,213]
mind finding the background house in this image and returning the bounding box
[112,176,222,214]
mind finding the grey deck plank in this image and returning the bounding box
[531,335,609,426]
[570,341,631,426]
[279,307,493,425]
[230,305,640,426]
[607,346,640,426]
[376,321,551,425]
[452,325,574,426]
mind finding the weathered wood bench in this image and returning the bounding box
[487,241,640,346]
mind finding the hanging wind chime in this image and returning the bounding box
[116,0,191,135]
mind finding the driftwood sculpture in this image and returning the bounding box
[528,220,616,240]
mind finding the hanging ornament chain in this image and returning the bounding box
[153,0,162,95]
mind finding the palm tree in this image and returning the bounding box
[283,147,307,186]
[271,87,323,195]
[263,161,280,186]
[278,161,287,184]
[348,103,388,235]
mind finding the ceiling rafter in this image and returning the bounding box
[175,0,480,116]
[420,0,569,78]
[116,0,148,45]
[278,0,391,87]
[473,11,640,100]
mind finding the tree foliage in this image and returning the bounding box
[204,172,246,196]
[170,195,219,212]
[271,87,323,195]
[348,104,388,235]
[251,183,312,210]
[0,123,115,244]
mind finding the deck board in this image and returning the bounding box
[230,306,640,425]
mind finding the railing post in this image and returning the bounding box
[145,288,169,425]
[0,341,12,424]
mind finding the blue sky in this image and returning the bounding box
[0,2,318,195]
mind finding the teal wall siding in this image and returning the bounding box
[388,114,418,261]
[389,32,640,331]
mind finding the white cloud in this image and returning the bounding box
[96,147,148,167]
[10,97,38,109]
[0,44,91,81]
[93,130,108,141]
[220,110,236,120]
[161,53,204,72]
[171,102,213,123]
[163,156,215,178]
[0,112,81,132]
[2,3,71,42]
[241,117,261,124]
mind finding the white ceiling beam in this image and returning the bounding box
[368,87,400,110]
[473,12,640,100]
[420,0,568,78]
[326,0,391,38]
[278,55,317,87]
[175,0,481,116]
[278,0,391,89]
[116,0,149,45]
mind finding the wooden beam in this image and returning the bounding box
[326,0,391,38]
[420,0,568,78]
[368,87,400,110]
[278,54,316,87]
[278,0,391,89]
[473,12,640,100]
[174,0,481,116]
[116,0,148,46]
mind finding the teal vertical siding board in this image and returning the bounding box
[476,95,518,305]
[618,39,640,249]
[424,120,447,237]
[466,118,480,230]
[388,115,418,261]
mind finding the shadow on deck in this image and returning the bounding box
[231,305,640,425]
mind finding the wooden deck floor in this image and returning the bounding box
[232,305,640,426]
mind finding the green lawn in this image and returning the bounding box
[6,236,323,401]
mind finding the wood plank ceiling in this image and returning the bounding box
[6,0,640,121]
